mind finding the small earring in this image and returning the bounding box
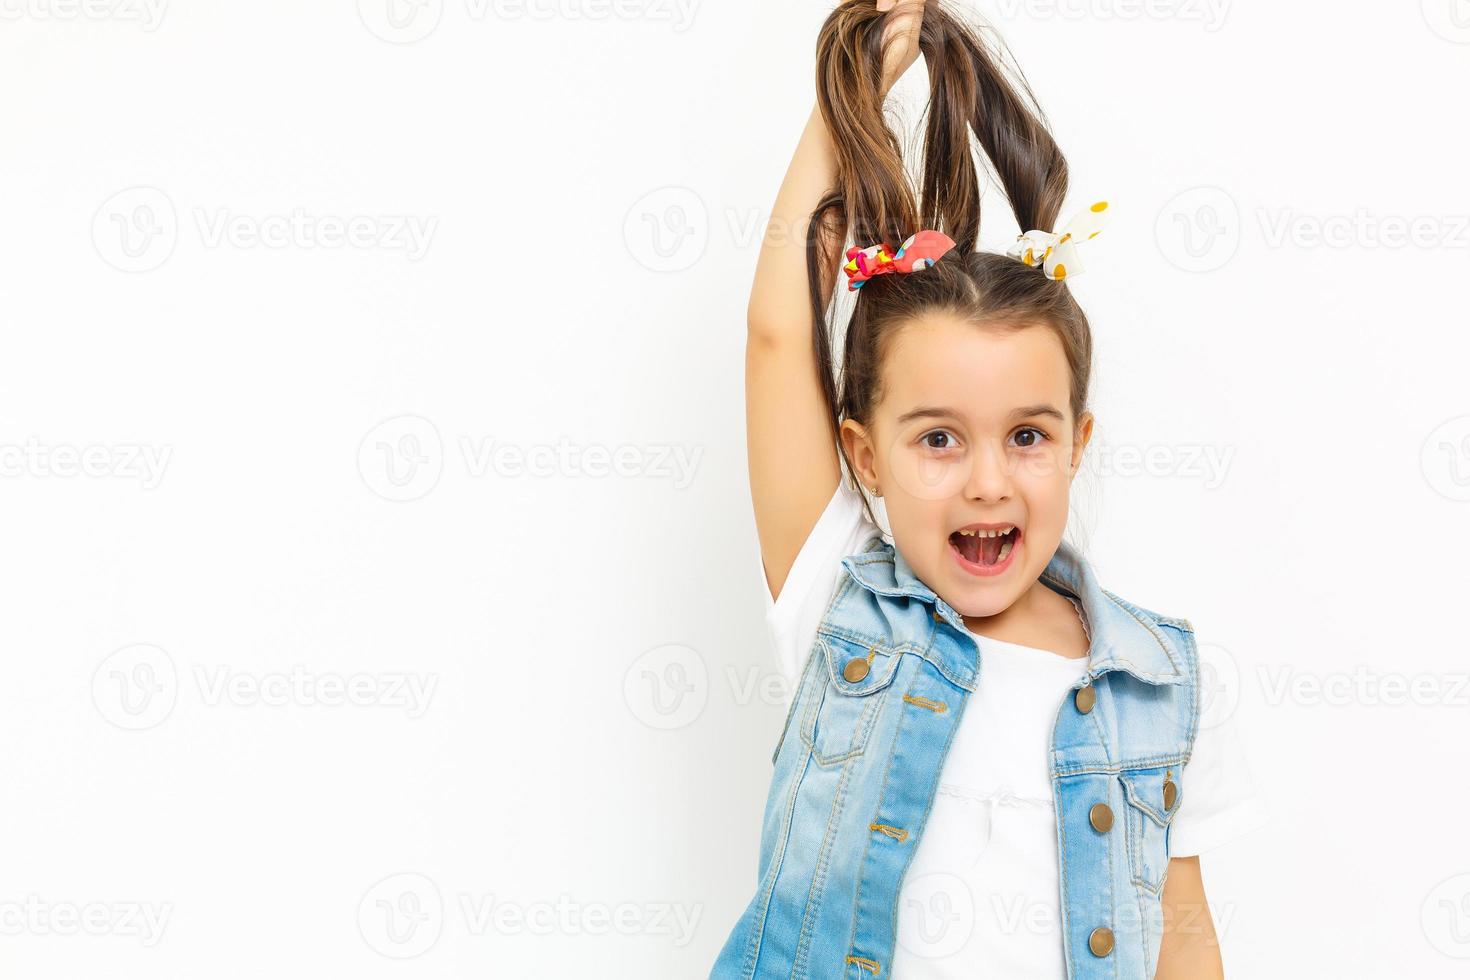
[870,486,881,497]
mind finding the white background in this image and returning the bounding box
[2,0,1468,977]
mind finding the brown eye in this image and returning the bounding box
[922,430,956,450]
[1012,427,1047,449]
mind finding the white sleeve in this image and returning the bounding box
[756,479,883,705]
[1170,679,1271,857]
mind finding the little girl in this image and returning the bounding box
[712,2,1267,978]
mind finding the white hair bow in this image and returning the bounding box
[1006,200,1111,281]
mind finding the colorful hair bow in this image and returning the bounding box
[1007,200,1111,281]
[842,229,957,291]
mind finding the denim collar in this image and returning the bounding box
[839,536,1188,686]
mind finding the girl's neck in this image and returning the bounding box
[958,580,1090,660]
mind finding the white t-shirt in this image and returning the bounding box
[757,479,1270,976]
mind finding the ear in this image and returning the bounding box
[839,419,879,490]
[1069,411,1094,477]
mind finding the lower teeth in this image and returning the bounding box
[996,538,1013,562]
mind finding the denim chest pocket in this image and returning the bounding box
[799,634,900,767]
[1119,765,1184,895]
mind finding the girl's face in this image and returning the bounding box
[841,312,1093,619]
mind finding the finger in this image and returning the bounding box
[884,0,926,29]
[885,3,925,42]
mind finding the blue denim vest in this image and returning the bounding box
[711,535,1200,979]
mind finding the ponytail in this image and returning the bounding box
[805,0,1093,530]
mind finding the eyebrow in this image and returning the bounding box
[895,404,1067,425]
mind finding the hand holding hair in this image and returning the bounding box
[876,0,928,95]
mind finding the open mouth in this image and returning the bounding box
[948,524,1020,574]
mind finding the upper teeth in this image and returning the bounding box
[958,526,1014,538]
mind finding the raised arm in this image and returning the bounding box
[745,102,844,605]
[746,0,926,603]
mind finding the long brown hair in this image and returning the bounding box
[806,0,1095,530]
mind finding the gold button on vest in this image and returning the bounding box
[1088,926,1115,956]
[842,657,870,683]
[1088,802,1113,833]
[1074,684,1096,714]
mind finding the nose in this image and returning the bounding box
[964,439,1014,503]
